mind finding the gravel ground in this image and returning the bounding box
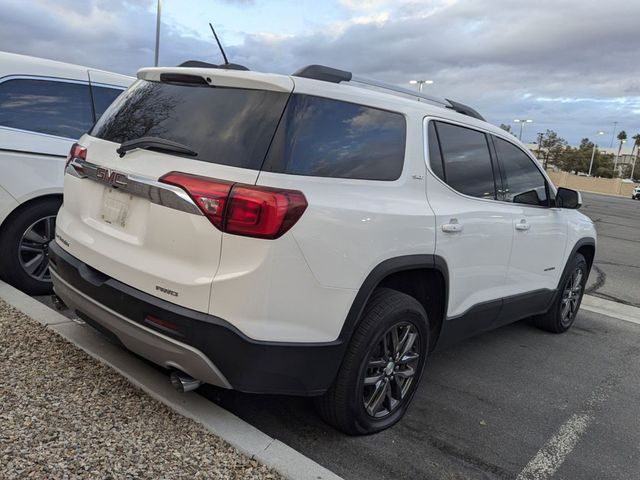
[0,300,282,480]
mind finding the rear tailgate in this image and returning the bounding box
[56,71,292,312]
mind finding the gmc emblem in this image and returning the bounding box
[96,167,128,188]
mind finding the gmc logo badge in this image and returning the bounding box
[96,167,128,188]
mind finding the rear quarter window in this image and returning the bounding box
[0,78,93,138]
[263,94,406,180]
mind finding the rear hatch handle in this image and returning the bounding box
[116,137,198,158]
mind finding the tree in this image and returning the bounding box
[615,130,628,177]
[631,133,640,180]
[539,129,567,169]
[499,124,516,137]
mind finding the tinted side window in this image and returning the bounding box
[0,78,93,138]
[427,121,445,181]
[91,85,124,120]
[435,122,496,199]
[264,94,406,180]
[494,137,548,206]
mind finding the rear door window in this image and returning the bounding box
[263,94,406,180]
[91,80,289,170]
[432,121,497,199]
[0,78,93,138]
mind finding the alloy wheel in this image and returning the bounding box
[561,267,584,324]
[18,215,56,282]
[361,322,421,418]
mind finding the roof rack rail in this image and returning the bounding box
[292,64,485,121]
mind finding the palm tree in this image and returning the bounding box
[614,130,627,176]
[630,133,640,180]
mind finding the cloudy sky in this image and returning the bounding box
[1,0,639,146]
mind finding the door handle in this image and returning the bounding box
[442,219,463,233]
[515,219,530,231]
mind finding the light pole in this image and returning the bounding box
[588,131,606,177]
[409,79,434,93]
[154,0,162,67]
[513,119,533,141]
[609,121,618,148]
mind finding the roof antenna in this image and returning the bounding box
[209,23,229,65]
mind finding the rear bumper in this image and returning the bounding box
[49,241,345,396]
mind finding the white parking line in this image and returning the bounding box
[515,380,614,480]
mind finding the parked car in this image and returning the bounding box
[0,52,133,294]
[632,186,640,200]
[50,63,596,435]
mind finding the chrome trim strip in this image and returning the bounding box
[51,267,231,389]
[67,159,203,216]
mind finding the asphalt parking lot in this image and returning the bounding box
[581,192,640,307]
[203,309,640,480]
[34,191,640,479]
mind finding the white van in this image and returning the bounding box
[0,52,132,294]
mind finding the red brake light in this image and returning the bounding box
[65,143,87,172]
[159,172,307,239]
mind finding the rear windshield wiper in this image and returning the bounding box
[116,136,198,158]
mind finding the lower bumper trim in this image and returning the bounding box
[52,268,231,389]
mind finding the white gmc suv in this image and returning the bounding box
[0,51,132,294]
[50,64,596,435]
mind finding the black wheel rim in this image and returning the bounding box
[561,266,584,325]
[361,322,421,419]
[18,215,56,282]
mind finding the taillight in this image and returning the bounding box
[159,172,307,239]
[65,143,87,172]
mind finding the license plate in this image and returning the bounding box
[101,188,130,228]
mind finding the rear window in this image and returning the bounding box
[91,80,289,170]
[263,94,406,180]
[91,85,124,120]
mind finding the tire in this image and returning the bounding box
[0,197,62,295]
[316,288,429,435]
[533,253,588,333]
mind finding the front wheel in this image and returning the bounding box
[316,288,429,435]
[534,253,588,333]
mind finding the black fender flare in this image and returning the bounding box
[337,254,449,344]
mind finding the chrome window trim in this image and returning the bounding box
[67,159,203,216]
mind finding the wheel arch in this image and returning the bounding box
[0,193,63,233]
[339,255,449,352]
[561,237,596,288]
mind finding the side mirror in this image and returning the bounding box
[556,187,582,209]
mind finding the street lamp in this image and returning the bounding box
[409,79,434,93]
[513,119,533,141]
[588,131,606,177]
[154,0,162,67]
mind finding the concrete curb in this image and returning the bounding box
[581,294,640,326]
[0,280,341,480]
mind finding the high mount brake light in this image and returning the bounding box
[65,143,87,173]
[159,172,307,239]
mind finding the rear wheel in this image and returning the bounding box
[534,253,588,333]
[0,197,61,295]
[316,288,429,435]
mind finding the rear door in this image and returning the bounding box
[57,73,292,312]
[425,120,519,331]
[491,135,567,297]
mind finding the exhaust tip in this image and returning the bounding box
[170,371,202,393]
